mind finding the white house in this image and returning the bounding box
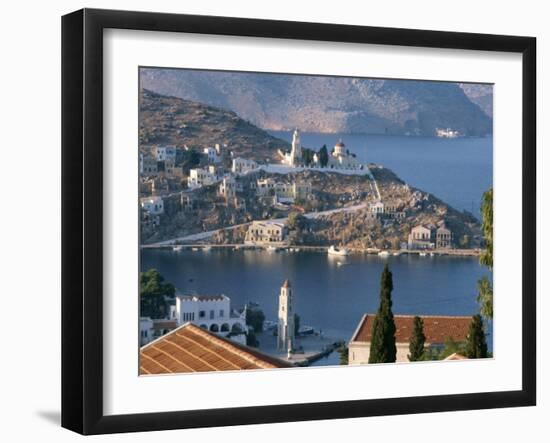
[348,313,472,364]
[204,146,221,163]
[172,294,247,343]
[154,145,177,162]
[256,178,312,202]
[187,167,218,189]
[140,153,158,176]
[244,220,287,245]
[218,175,236,199]
[369,201,385,215]
[436,225,452,249]
[232,157,258,174]
[139,317,178,346]
[140,196,164,215]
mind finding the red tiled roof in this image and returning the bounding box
[140,323,292,375]
[282,279,291,288]
[351,314,472,345]
[444,352,468,361]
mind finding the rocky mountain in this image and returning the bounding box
[140,68,493,136]
[139,89,288,163]
[459,83,493,118]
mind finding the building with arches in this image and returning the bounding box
[172,294,247,344]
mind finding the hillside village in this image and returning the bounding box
[139,90,482,252]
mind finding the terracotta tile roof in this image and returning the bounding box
[282,279,291,288]
[140,323,292,375]
[351,314,472,345]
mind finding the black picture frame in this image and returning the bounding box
[62,8,536,435]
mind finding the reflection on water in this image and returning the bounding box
[141,249,491,343]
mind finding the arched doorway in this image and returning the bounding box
[220,323,230,332]
[209,324,219,332]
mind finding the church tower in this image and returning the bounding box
[290,129,302,166]
[277,279,295,352]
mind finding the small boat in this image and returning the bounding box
[172,245,183,252]
[393,251,401,256]
[191,247,199,252]
[203,246,212,252]
[378,250,390,257]
[419,252,427,257]
[298,325,315,336]
[328,245,349,256]
[294,248,301,252]
[266,245,278,252]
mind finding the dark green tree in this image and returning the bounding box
[465,314,488,359]
[477,188,493,320]
[337,344,349,365]
[318,144,329,167]
[407,316,426,362]
[294,313,301,336]
[140,269,175,319]
[368,264,397,363]
[246,330,259,347]
[245,307,265,333]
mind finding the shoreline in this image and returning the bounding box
[141,243,481,257]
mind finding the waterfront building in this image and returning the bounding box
[140,323,291,374]
[172,294,247,340]
[232,157,258,174]
[277,280,295,352]
[153,145,177,162]
[436,224,453,249]
[140,196,164,215]
[187,167,218,189]
[348,314,472,364]
[408,225,435,249]
[244,220,288,245]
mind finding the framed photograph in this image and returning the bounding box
[61,8,536,435]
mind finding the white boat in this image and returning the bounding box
[172,245,183,252]
[191,247,199,252]
[393,251,401,256]
[203,246,212,252]
[266,246,278,252]
[328,245,349,256]
[419,252,427,257]
[378,250,390,257]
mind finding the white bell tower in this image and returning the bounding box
[277,279,295,352]
[290,129,302,166]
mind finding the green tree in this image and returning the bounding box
[318,144,329,167]
[368,264,397,363]
[438,337,467,360]
[246,330,259,347]
[408,316,426,362]
[294,313,301,336]
[337,344,349,365]
[140,269,175,319]
[465,314,488,359]
[245,307,265,333]
[477,188,493,320]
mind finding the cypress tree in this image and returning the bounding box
[465,314,488,359]
[408,316,426,362]
[368,264,397,363]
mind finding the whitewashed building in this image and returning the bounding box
[408,225,435,250]
[256,178,312,202]
[140,196,164,215]
[204,146,221,163]
[283,129,303,166]
[328,140,362,170]
[245,220,288,245]
[171,294,247,343]
[232,157,258,174]
[436,225,452,249]
[187,167,218,189]
[140,154,158,175]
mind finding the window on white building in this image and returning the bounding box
[199,311,205,318]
